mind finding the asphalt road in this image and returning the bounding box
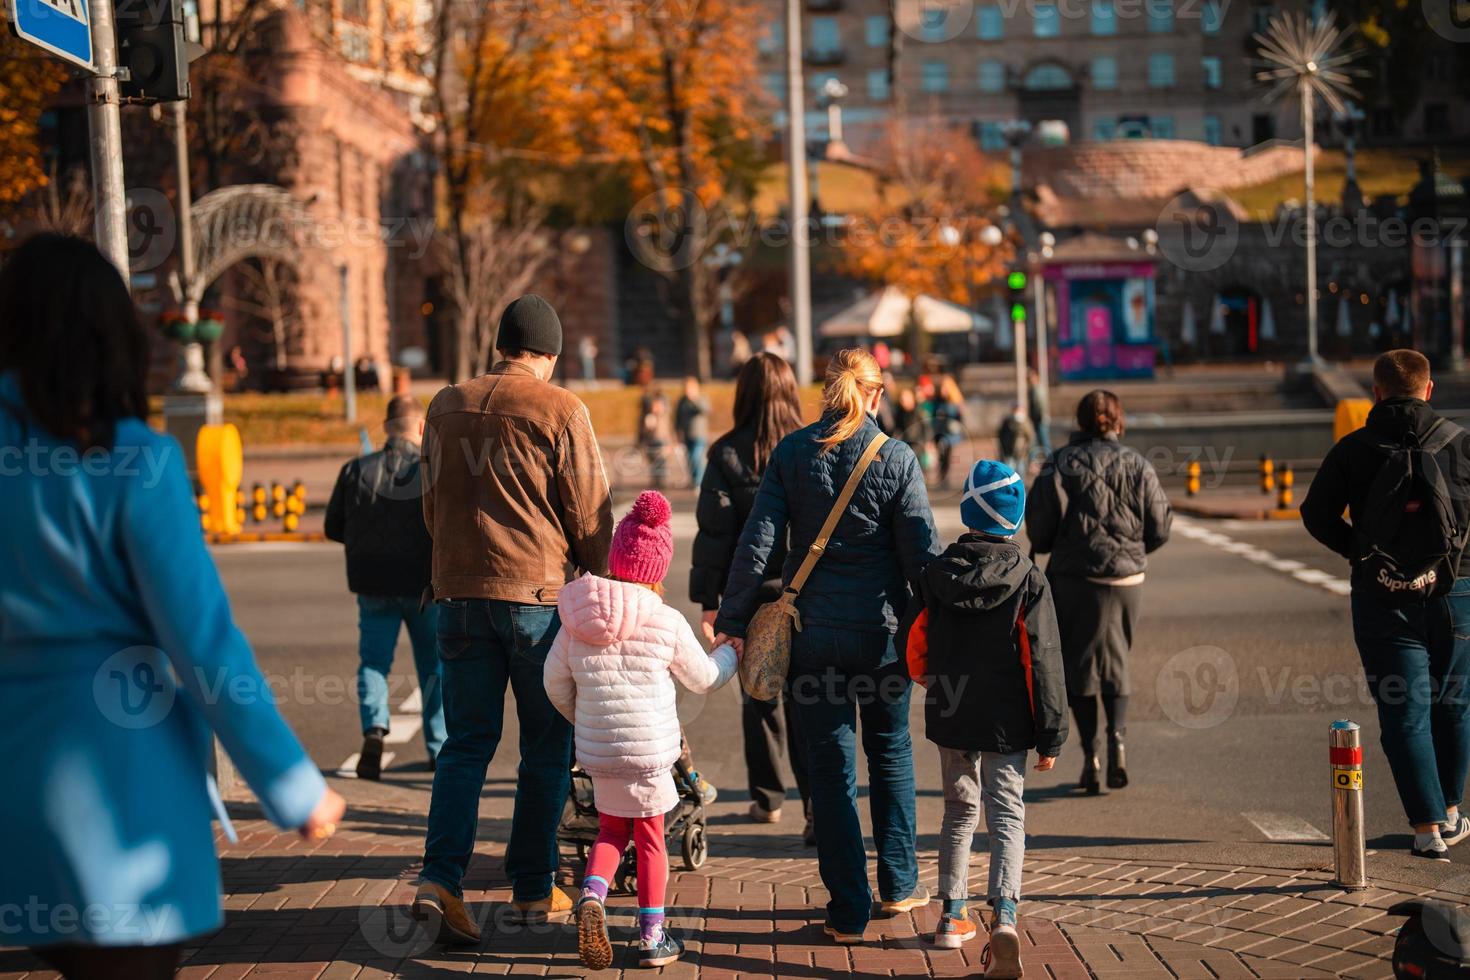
[214,491,1470,896]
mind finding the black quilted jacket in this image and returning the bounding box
[688,426,788,611]
[324,438,434,597]
[1025,432,1172,579]
[715,412,941,638]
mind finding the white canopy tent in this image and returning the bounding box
[817,286,993,338]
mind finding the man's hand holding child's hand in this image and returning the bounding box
[712,633,743,659]
[1034,756,1056,772]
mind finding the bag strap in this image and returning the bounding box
[786,431,889,599]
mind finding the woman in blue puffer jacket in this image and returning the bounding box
[715,347,941,944]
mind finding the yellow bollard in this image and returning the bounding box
[196,424,244,535]
[1259,455,1275,495]
[271,481,286,519]
[1335,399,1372,443]
[252,482,267,523]
[1185,460,1201,497]
[1278,463,1295,509]
[235,489,247,527]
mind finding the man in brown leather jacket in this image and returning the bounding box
[412,295,613,943]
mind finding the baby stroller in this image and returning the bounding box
[558,759,709,894]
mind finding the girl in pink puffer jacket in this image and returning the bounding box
[544,490,737,970]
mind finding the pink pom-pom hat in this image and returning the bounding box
[608,490,675,585]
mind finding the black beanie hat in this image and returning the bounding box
[497,295,563,357]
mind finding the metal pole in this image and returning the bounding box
[784,0,813,386]
[87,0,129,282]
[1014,305,1028,418]
[340,264,356,423]
[170,100,212,393]
[1033,263,1048,398]
[1302,76,1318,364]
[1451,239,1465,371]
[1329,719,1368,890]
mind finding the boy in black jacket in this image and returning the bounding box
[905,459,1067,978]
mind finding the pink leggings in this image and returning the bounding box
[583,812,667,911]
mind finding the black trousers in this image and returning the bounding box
[743,688,811,815]
[35,943,183,980]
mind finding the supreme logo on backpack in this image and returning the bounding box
[1355,418,1470,606]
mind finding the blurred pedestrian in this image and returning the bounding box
[578,335,599,381]
[894,387,931,471]
[689,352,812,838]
[675,376,710,488]
[997,404,1035,476]
[716,348,941,944]
[1302,350,1470,862]
[1025,390,1171,796]
[414,295,613,943]
[931,376,966,486]
[0,234,344,977]
[324,394,445,780]
[1028,368,1051,457]
[639,386,673,489]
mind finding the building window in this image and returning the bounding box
[978,121,1006,150]
[1092,55,1117,89]
[1024,63,1071,89]
[1148,52,1175,87]
[1201,0,1222,34]
[1152,115,1176,138]
[1425,102,1449,134]
[1251,3,1275,34]
[1147,0,1173,33]
[921,60,949,92]
[1203,114,1222,145]
[978,60,1006,92]
[810,17,840,55]
[977,5,1004,39]
[1201,55,1221,89]
[763,72,785,101]
[1093,118,1117,141]
[865,15,888,47]
[868,68,890,100]
[1033,2,1060,36]
[1091,0,1116,36]
[919,6,949,42]
[759,19,784,54]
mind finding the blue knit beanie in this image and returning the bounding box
[960,459,1025,536]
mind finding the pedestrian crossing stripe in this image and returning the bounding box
[1332,768,1363,791]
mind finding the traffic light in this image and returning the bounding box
[115,0,197,103]
[1007,270,1027,323]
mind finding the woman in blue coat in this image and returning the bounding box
[714,348,941,943]
[0,235,344,978]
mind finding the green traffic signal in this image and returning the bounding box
[1011,302,1027,323]
[1007,271,1028,291]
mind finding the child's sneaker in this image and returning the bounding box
[638,932,684,968]
[982,916,1022,979]
[690,770,717,805]
[576,897,613,971]
[933,911,977,948]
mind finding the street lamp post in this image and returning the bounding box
[784,0,814,385]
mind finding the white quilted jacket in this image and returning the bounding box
[544,574,737,780]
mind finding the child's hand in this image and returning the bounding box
[1034,756,1056,772]
[713,633,743,659]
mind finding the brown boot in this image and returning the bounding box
[410,880,481,946]
[511,885,575,924]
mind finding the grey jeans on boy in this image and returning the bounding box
[937,747,1027,903]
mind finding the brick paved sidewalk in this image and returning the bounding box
[1,801,1429,980]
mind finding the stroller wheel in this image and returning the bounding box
[682,821,708,870]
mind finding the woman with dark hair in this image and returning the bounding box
[1024,389,1172,795]
[689,352,813,837]
[715,348,940,944]
[0,235,343,979]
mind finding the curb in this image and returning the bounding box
[1176,502,1300,521]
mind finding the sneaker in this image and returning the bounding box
[822,922,865,945]
[933,912,977,949]
[691,770,717,805]
[748,801,782,824]
[576,897,613,971]
[983,918,1022,979]
[638,932,684,968]
[1413,836,1453,863]
[1444,814,1470,847]
[879,884,931,916]
[356,728,387,781]
[410,880,481,946]
[511,885,575,923]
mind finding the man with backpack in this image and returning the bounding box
[1302,349,1470,861]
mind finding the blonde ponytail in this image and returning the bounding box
[817,348,883,452]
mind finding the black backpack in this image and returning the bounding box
[1355,417,1470,606]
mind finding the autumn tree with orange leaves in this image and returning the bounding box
[0,8,67,216]
[840,121,1012,356]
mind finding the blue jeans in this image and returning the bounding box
[356,595,446,757]
[685,438,707,488]
[420,599,573,901]
[1351,579,1470,827]
[788,626,917,934]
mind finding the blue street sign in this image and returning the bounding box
[7,0,93,72]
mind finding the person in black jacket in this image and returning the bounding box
[324,394,444,779]
[688,353,811,835]
[1025,390,1171,795]
[904,459,1066,973]
[1302,350,1470,862]
[715,348,942,945]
